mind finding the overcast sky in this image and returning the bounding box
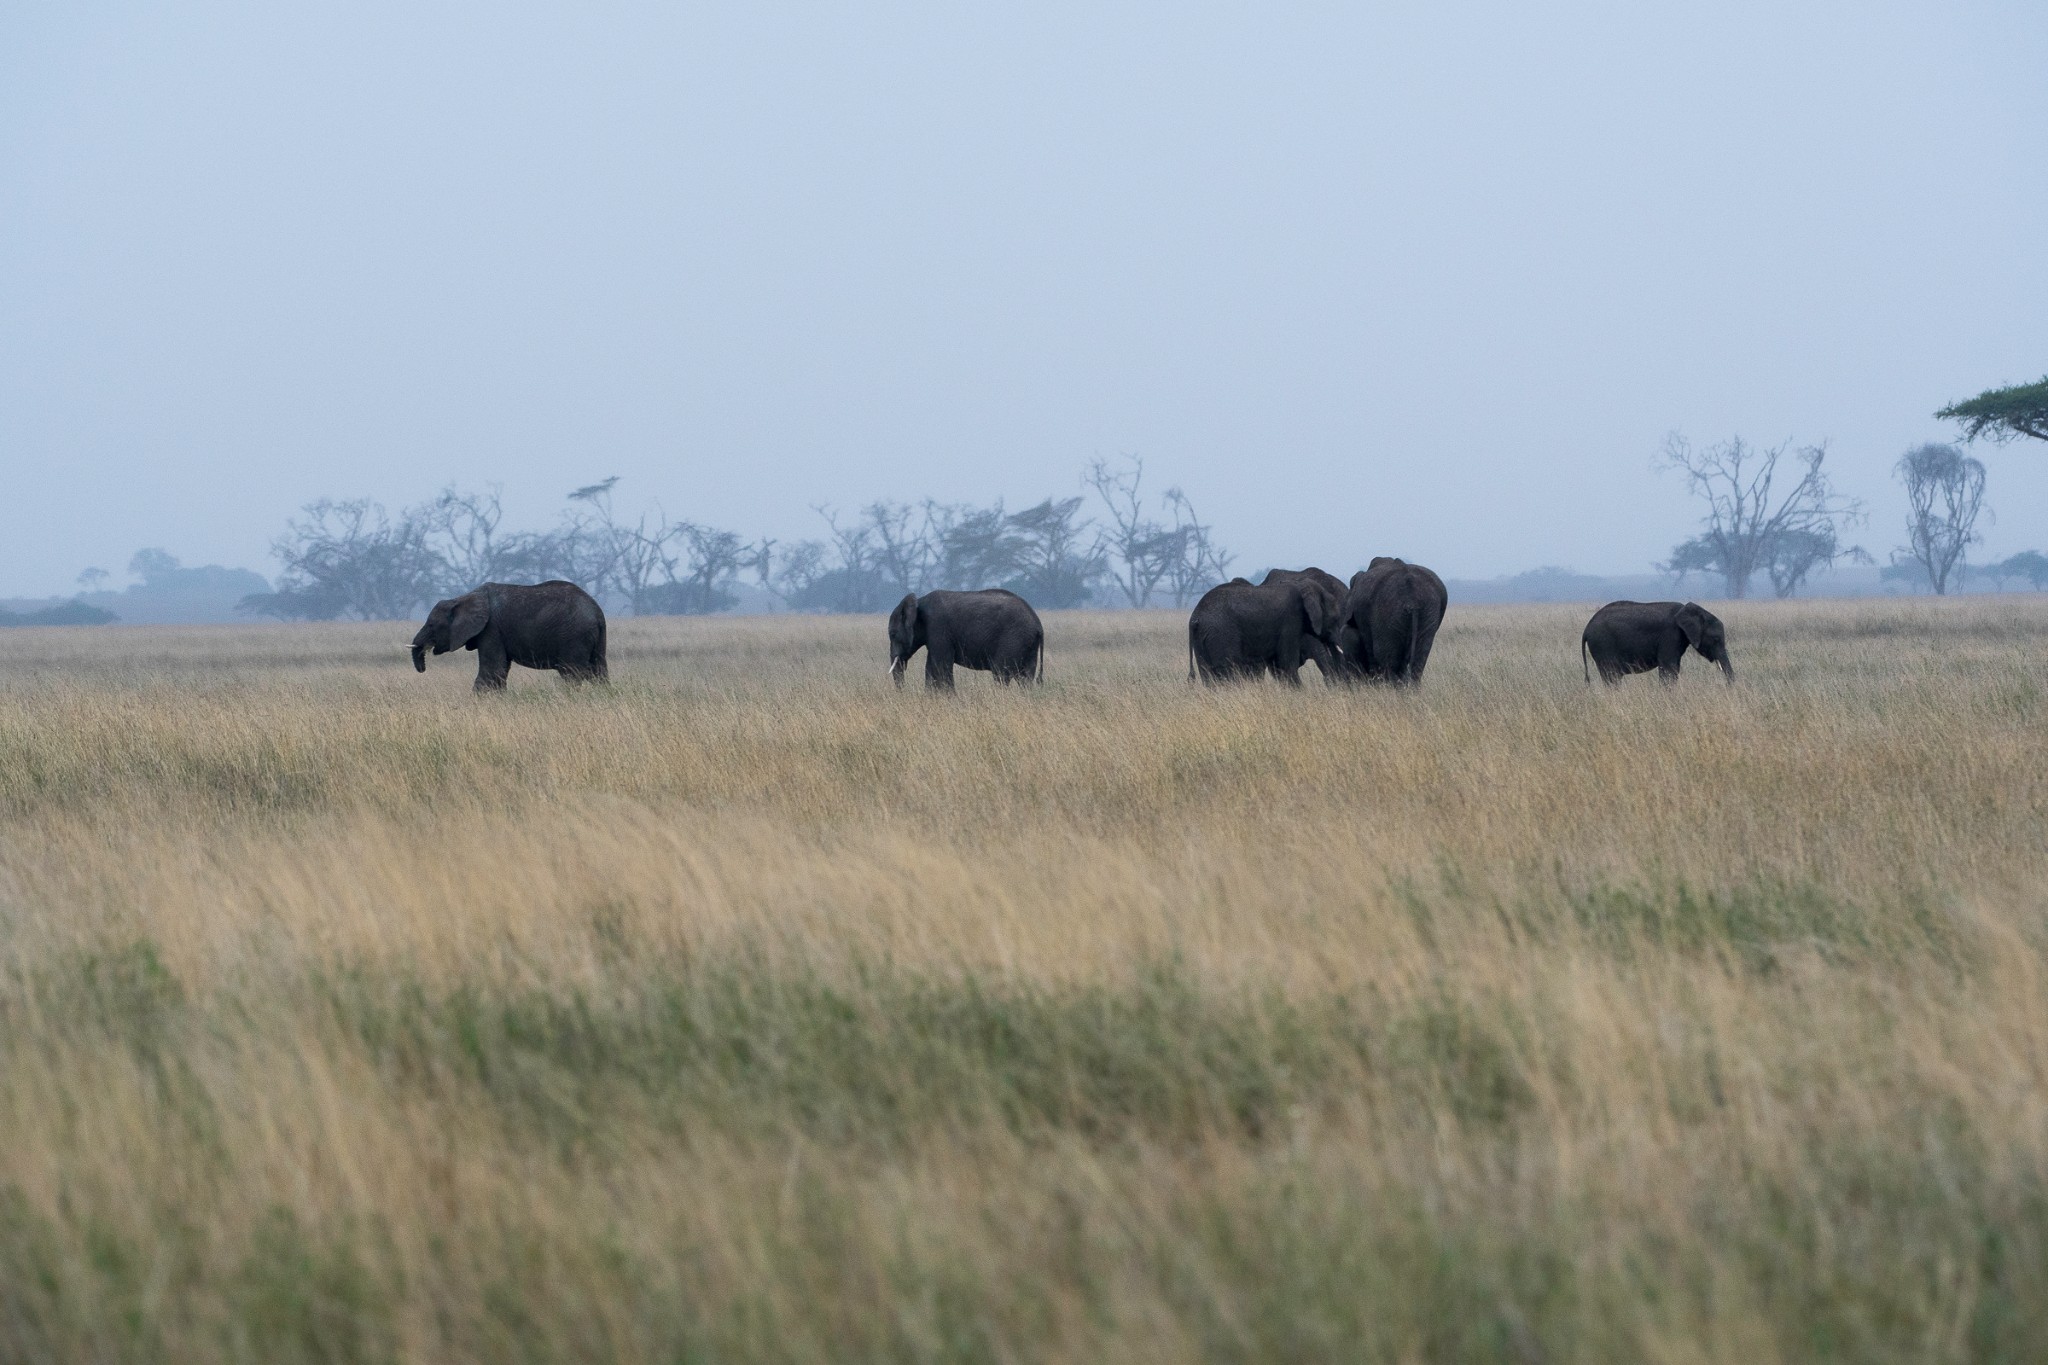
[4,1,2044,596]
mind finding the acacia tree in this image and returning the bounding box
[1000,497,1105,607]
[1762,526,1871,599]
[556,479,755,615]
[1658,435,1862,599]
[1160,487,1232,607]
[1988,550,2048,591]
[417,486,571,591]
[1937,376,2048,444]
[249,499,444,620]
[1085,457,1181,607]
[1892,443,1987,595]
[1083,455,1232,607]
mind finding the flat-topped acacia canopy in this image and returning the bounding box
[1937,376,2048,443]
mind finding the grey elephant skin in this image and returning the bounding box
[1581,600,1733,685]
[1188,576,1345,685]
[1343,557,1447,686]
[888,590,1044,690]
[1261,567,1360,679]
[411,581,608,691]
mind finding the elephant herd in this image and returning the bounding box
[409,573,1736,693]
[1188,560,1446,686]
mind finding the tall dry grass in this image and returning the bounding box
[1,598,2045,1362]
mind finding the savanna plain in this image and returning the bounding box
[2,599,2046,1364]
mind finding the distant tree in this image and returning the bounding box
[996,497,1105,607]
[129,548,182,583]
[0,601,117,627]
[791,507,897,611]
[1086,457,1180,607]
[1989,550,2048,590]
[866,501,937,597]
[417,486,566,591]
[75,566,109,592]
[243,499,442,620]
[1083,456,1232,608]
[554,481,668,610]
[769,538,878,613]
[925,502,1018,592]
[1659,435,1862,599]
[1892,442,1987,596]
[637,524,761,615]
[1662,535,1722,589]
[1879,561,1930,593]
[1160,487,1233,607]
[1936,376,2048,444]
[1764,526,1871,599]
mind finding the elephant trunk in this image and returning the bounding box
[411,644,427,673]
[889,655,908,689]
[1718,654,1735,683]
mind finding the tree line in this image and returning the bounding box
[240,458,1233,621]
[1658,425,2037,599]
[228,371,2048,621]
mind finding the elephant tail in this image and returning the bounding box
[1036,634,1045,683]
[1581,637,1590,685]
[1406,607,1420,682]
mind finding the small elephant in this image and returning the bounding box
[1343,557,1447,685]
[889,589,1044,690]
[1188,576,1345,685]
[1261,567,1359,680]
[1581,600,1733,685]
[411,581,608,691]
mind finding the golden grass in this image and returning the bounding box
[1,599,2046,1362]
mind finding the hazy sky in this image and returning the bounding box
[4,2,2045,596]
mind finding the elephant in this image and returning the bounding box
[1261,567,1359,679]
[1342,557,1447,686]
[1188,575,1345,685]
[888,589,1044,690]
[1581,601,1733,685]
[411,580,608,691]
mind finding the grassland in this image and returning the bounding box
[1,598,2046,1363]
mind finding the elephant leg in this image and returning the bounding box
[1656,631,1686,681]
[1408,624,1440,684]
[563,640,607,683]
[925,654,956,691]
[473,639,511,692]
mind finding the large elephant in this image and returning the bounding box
[1581,600,1733,685]
[889,589,1044,690]
[1188,576,1345,685]
[1261,567,1359,679]
[411,580,607,691]
[1343,557,1447,686]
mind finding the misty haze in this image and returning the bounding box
[4,5,2047,1362]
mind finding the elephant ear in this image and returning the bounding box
[446,594,491,651]
[1674,603,1707,650]
[1299,585,1330,636]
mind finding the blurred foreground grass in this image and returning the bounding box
[1,599,2046,1362]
